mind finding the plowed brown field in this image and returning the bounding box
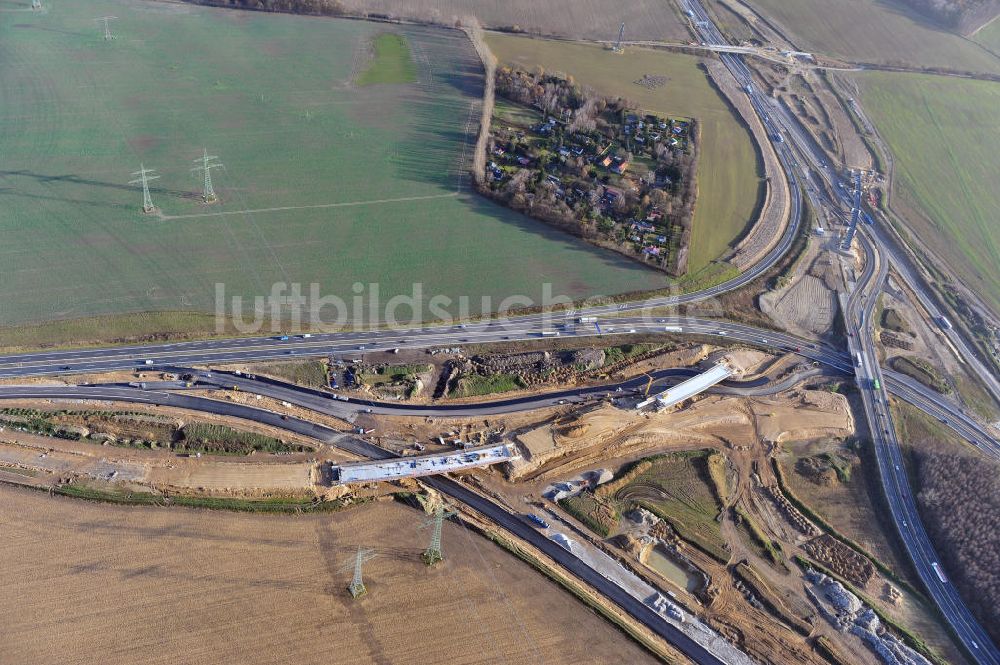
[1,485,657,665]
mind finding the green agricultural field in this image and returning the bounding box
[357,33,417,86]
[742,0,1000,74]
[974,16,1000,53]
[851,72,1000,314]
[0,1,666,332]
[486,35,763,276]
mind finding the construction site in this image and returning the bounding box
[0,330,970,665]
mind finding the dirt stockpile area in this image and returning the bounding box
[760,248,842,337]
[511,389,853,479]
[0,486,658,665]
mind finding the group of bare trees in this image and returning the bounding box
[183,0,347,15]
[898,0,1000,31]
[916,448,1000,644]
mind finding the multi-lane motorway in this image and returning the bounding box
[683,1,1000,658]
[849,226,999,664]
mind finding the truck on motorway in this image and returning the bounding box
[275,335,289,341]
[872,378,881,391]
[540,331,560,337]
[576,316,597,323]
[935,315,953,330]
[663,326,683,333]
[525,513,549,529]
[855,353,863,368]
[931,561,948,583]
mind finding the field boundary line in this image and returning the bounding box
[157,192,459,221]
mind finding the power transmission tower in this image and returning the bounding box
[95,16,118,41]
[613,22,625,52]
[420,504,457,566]
[129,164,159,214]
[338,547,376,599]
[192,148,223,204]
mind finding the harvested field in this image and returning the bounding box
[340,0,692,42]
[0,486,660,665]
[742,0,1000,74]
[0,0,665,329]
[486,35,762,277]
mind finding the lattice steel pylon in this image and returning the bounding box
[612,22,625,52]
[338,547,376,599]
[192,148,223,204]
[128,164,159,214]
[95,16,118,41]
[420,504,457,566]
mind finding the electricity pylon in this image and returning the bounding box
[129,164,159,214]
[420,504,457,566]
[95,16,118,41]
[612,22,625,52]
[192,148,223,203]
[338,547,376,599]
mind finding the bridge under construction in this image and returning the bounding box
[635,361,734,410]
[331,443,518,484]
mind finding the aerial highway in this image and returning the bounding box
[685,0,999,659]
[849,226,1000,664]
[1,313,996,459]
[0,1,996,660]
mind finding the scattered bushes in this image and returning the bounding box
[888,356,951,394]
[179,423,307,455]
